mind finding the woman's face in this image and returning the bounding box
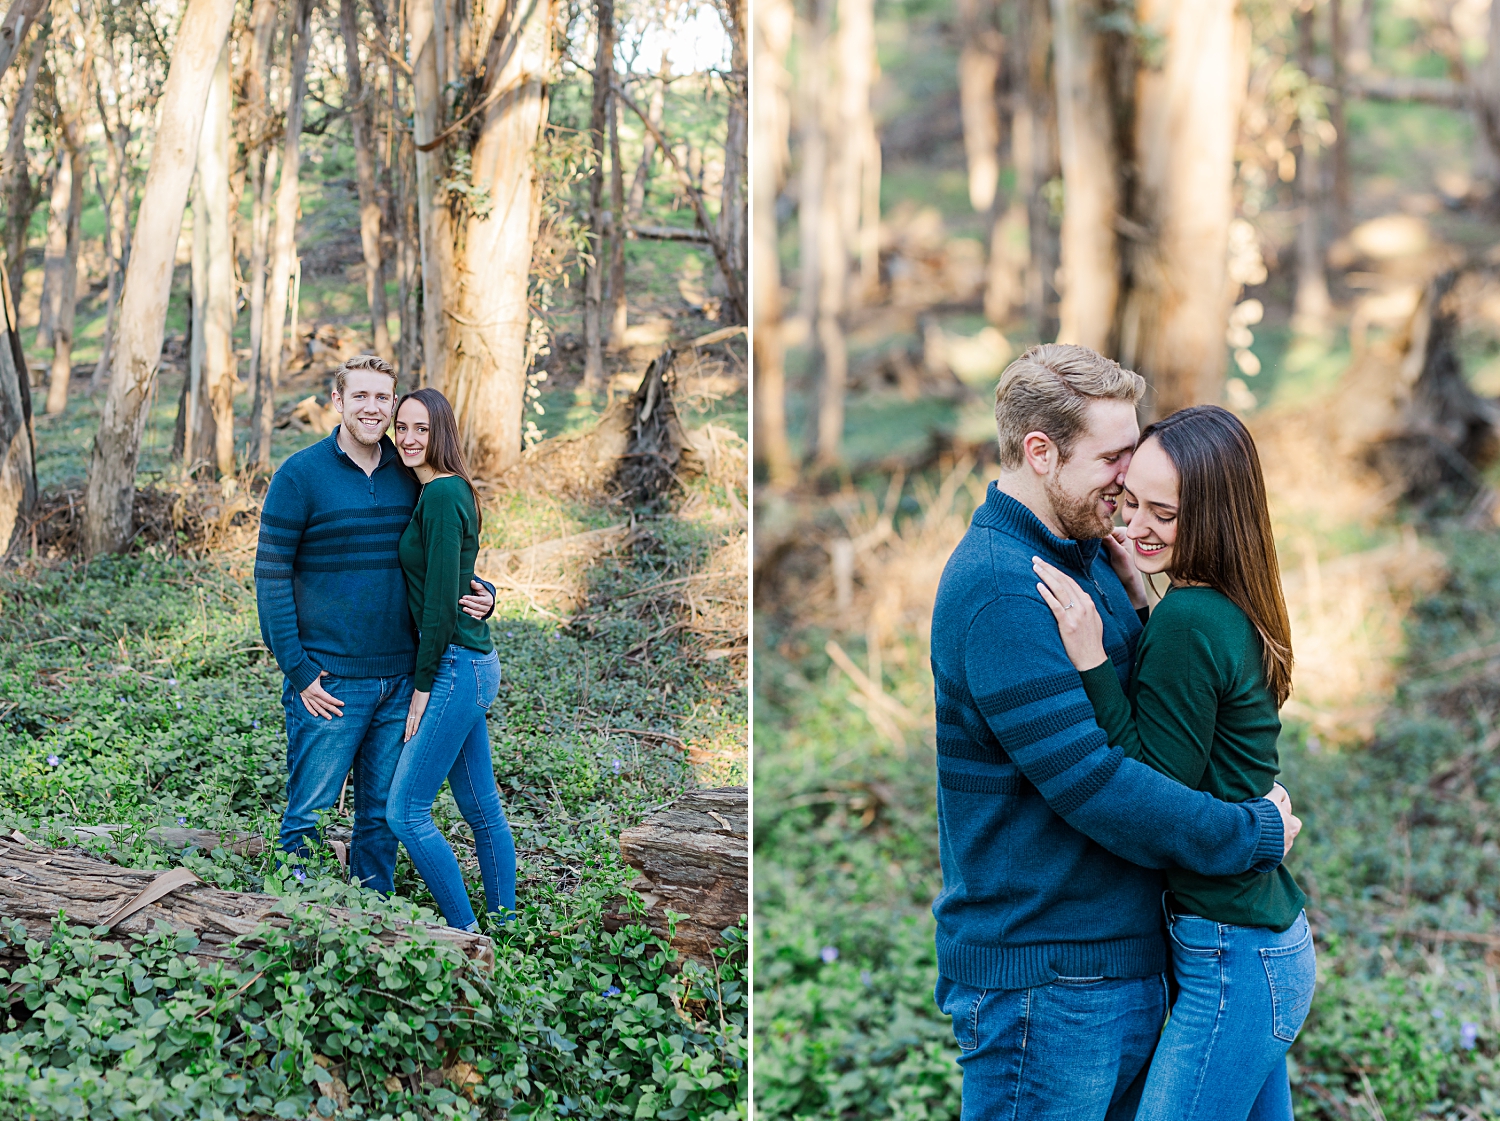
[394,399,431,469]
[1120,437,1179,576]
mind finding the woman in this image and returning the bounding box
[388,387,515,932]
[1031,404,1315,1121]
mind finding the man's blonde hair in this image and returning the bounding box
[333,353,397,397]
[994,343,1146,468]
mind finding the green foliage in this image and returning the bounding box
[0,546,746,1119]
[753,525,1500,1121]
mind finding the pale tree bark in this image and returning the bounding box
[90,115,130,391]
[341,0,390,355]
[581,0,614,394]
[0,0,47,90]
[253,0,314,470]
[2,21,41,324]
[1050,0,1121,354]
[626,55,668,224]
[241,0,276,410]
[0,256,33,550]
[184,173,209,464]
[958,0,1002,212]
[1017,0,1060,336]
[1120,0,1249,417]
[410,0,451,390]
[83,0,238,555]
[752,0,794,486]
[442,0,556,476]
[200,45,236,475]
[607,85,627,339]
[1291,2,1329,337]
[717,0,747,309]
[35,143,68,352]
[44,122,86,416]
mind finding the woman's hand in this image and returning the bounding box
[404,689,430,743]
[1031,557,1109,671]
[1103,527,1149,610]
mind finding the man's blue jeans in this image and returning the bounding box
[279,672,409,892]
[1136,910,1316,1121]
[388,646,514,929]
[936,972,1168,1120]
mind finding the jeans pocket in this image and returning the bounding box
[1168,914,1222,956]
[938,983,987,1052]
[474,657,500,710]
[1261,926,1317,1043]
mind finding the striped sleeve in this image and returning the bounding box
[254,469,321,692]
[965,596,1283,875]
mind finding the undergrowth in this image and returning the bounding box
[0,537,747,1120]
[753,521,1500,1121]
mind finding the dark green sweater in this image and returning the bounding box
[398,475,494,692]
[1079,585,1306,931]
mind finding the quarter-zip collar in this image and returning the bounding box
[328,425,400,475]
[973,481,1103,575]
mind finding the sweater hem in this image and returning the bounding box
[302,652,417,681]
[935,931,1166,991]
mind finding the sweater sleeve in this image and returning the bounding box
[413,487,465,692]
[1081,615,1221,789]
[254,469,321,692]
[965,595,1283,876]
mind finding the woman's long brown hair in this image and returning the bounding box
[394,387,483,534]
[1141,405,1294,706]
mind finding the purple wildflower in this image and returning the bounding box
[820,946,839,964]
[46,754,59,767]
[1462,1022,1480,1050]
[602,985,622,997]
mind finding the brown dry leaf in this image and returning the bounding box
[444,1060,484,1101]
[382,1075,403,1094]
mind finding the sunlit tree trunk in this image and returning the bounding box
[184,174,211,464]
[35,145,68,352]
[958,0,1002,213]
[253,0,313,469]
[410,0,451,390]
[0,0,47,83]
[90,120,130,391]
[2,23,41,326]
[1050,0,1121,354]
[626,56,667,224]
[718,0,747,310]
[241,0,276,411]
[1121,0,1249,416]
[83,0,238,555]
[44,126,85,416]
[753,0,794,486]
[342,0,390,355]
[581,0,614,394]
[201,45,236,475]
[442,0,556,475]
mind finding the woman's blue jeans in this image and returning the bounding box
[387,645,515,929]
[1137,908,1317,1121]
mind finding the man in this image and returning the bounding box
[254,354,496,890]
[929,343,1299,1118]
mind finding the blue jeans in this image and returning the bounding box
[279,672,409,892]
[1137,910,1317,1121]
[936,972,1168,1120]
[388,645,515,929]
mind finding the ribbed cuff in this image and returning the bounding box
[1247,797,1285,874]
[287,657,322,694]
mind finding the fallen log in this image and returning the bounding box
[71,824,269,856]
[603,786,747,964]
[0,836,494,972]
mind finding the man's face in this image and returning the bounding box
[1043,398,1139,540]
[331,371,397,447]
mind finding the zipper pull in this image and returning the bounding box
[1092,576,1115,615]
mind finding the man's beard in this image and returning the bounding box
[341,417,388,447]
[1045,475,1114,541]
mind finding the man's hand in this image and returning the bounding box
[404,689,430,742]
[300,672,345,720]
[460,578,494,620]
[1103,528,1150,611]
[1268,782,1302,859]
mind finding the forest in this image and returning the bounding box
[754,0,1500,1117]
[0,0,749,1114]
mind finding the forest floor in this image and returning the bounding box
[1,133,749,1117]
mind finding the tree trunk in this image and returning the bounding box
[82,0,237,556]
[1018,0,1060,337]
[2,22,40,330]
[752,0,794,486]
[606,85,627,340]
[1328,0,1350,231]
[182,174,211,465]
[342,0,390,356]
[1119,0,1248,417]
[35,144,68,353]
[0,249,33,550]
[241,0,276,414]
[246,145,277,437]
[440,0,555,477]
[253,0,314,471]
[201,44,236,476]
[45,62,91,418]
[625,57,668,224]
[1049,0,1121,354]
[582,0,614,395]
[1291,3,1329,337]
[0,0,47,86]
[958,0,1002,212]
[90,124,129,392]
[396,129,422,383]
[410,0,451,390]
[718,0,747,311]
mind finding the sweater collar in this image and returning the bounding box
[328,426,400,471]
[972,481,1102,575]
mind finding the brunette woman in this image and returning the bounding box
[388,387,515,931]
[1031,405,1315,1121]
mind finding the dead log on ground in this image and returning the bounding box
[603,786,747,964]
[0,836,494,972]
